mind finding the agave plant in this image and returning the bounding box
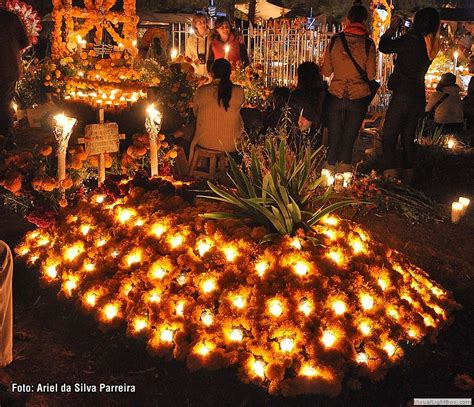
[199,136,355,241]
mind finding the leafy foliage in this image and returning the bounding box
[200,136,355,239]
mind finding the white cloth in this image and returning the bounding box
[0,240,13,367]
[185,31,211,78]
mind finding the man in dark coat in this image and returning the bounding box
[0,7,29,147]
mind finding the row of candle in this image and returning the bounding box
[451,197,470,223]
[321,169,353,191]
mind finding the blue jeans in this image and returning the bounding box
[326,95,368,166]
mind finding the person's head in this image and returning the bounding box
[192,12,208,36]
[211,58,233,110]
[412,7,440,36]
[347,1,368,24]
[436,72,456,91]
[215,17,231,41]
[272,87,291,110]
[297,62,324,94]
[152,37,162,54]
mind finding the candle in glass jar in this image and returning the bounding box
[334,173,344,193]
[451,202,463,223]
[343,172,353,188]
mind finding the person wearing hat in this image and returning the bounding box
[426,72,464,134]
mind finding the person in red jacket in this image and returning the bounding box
[0,7,29,148]
[207,17,249,71]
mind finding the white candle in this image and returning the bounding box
[146,104,162,177]
[451,202,463,223]
[224,44,230,60]
[170,48,178,61]
[459,197,470,216]
[453,51,459,75]
[343,172,353,188]
[98,108,104,124]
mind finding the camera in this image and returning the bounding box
[404,20,412,29]
[197,53,206,64]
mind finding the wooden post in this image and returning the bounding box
[99,153,106,185]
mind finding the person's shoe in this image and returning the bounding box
[383,168,400,180]
[402,168,414,185]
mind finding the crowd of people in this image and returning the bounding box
[174,4,474,182]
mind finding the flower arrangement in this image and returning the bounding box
[231,63,271,110]
[16,178,459,396]
[5,0,42,45]
[15,58,47,109]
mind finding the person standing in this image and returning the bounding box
[206,17,249,71]
[380,7,441,183]
[185,13,211,78]
[322,1,376,173]
[0,7,29,148]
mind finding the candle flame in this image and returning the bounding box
[321,331,336,348]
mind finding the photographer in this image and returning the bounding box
[185,13,211,77]
[379,7,440,184]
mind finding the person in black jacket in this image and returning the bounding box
[379,7,440,184]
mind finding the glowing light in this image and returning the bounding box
[85,292,97,306]
[134,218,145,227]
[351,239,365,254]
[359,321,372,336]
[170,48,178,60]
[290,238,302,250]
[408,329,418,339]
[37,237,49,246]
[332,300,346,315]
[151,223,167,237]
[45,265,58,279]
[84,263,95,272]
[300,364,318,377]
[96,238,107,247]
[177,272,187,285]
[255,261,268,277]
[197,240,212,256]
[117,208,136,223]
[150,262,167,279]
[175,301,185,316]
[268,299,283,317]
[133,317,148,332]
[327,250,343,265]
[423,315,435,327]
[201,310,213,326]
[64,278,77,294]
[322,216,339,226]
[64,243,84,261]
[80,224,91,236]
[196,342,212,357]
[232,295,246,309]
[384,342,396,357]
[126,249,142,267]
[169,234,184,248]
[18,247,29,256]
[160,328,174,343]
[293,260,309,276]
[223,246,238,262]
[299,298,312,316]
[378,278,388,291]
[148,290,161,303]
[356,353,368,364]
[279,338,294,353]
[387,308,399,319]
[252,360,266,378]
[229,328,243,342]
[103,303,119,320]
[321,331,336,348]
[323,229,336,240]
[95,195,105,204]
[360,294,374,310]
[111,250,119,258]
[201,278,216,294]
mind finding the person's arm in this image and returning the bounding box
[321,38,335,77]
[425,93,440,112]
[367,40,377,81]
[379,16,404,55]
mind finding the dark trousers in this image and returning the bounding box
[326,95,368,166]
[382,92,424,170]
[0,78,17,138]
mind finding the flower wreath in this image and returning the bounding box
[5,0,42,45]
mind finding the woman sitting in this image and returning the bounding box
[206,17,249,71]
[426,72,464,133]
[190,58,244,162]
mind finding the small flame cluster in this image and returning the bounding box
[16,184,459,396]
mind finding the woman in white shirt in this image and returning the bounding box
[185,13,211,78]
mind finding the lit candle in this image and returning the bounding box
[224,44,230,60]
[453,50,459,75]
[53,113,77,182]
[451,201,463,223]
[146,103,162,177]
[334,173,344,193]
[343,172,353,188]
[458,197,470,216]
[170,48,178,61]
